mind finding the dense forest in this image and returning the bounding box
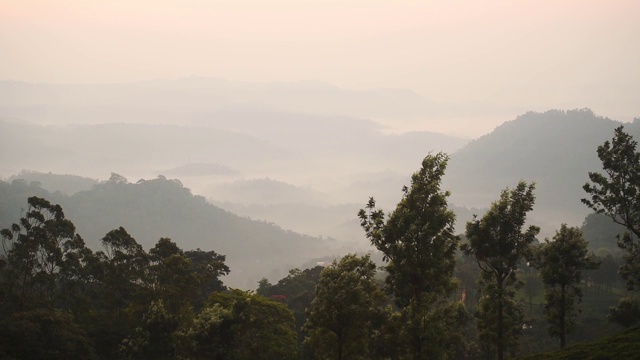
[2,125,640,359]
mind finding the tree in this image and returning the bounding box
[583,126,640,326]
[522,273,543,316]
[535,224,599,348]
[583,126,640,288]
[358,153,466,359]
[204,289,299,360]
[581,213,627,254]
[257,266,324,345]
[0,196,91,311]
[0,308,96,360]
[177,303,231,359]
[149,238,199,314]
[120,300,179,360]
[183,248,230,310]
[304,254,386,360]
[89,227,150,358]
[462,181,539,360]
[0,197,97,358]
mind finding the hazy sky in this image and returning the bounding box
[2,0,639,129]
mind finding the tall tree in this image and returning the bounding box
[184,248,229,310]
[0,197,97,359]
[0,196,90,311]
[583,126,640,326]
[535,224,599,348]
[304,254,386,360]
[583,126,640,288]
[462,181,539,360]
[257,266,324,345]
[202,289,299,360]
[148,238,199,314]
[89,227,150,358]
[358,152,466,359]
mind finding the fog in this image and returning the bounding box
[2,0,639,135]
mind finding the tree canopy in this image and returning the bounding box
[462,181,539,360]
[359,153,467,359]
[535,224,599,348]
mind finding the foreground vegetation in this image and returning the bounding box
[523,326,640,360]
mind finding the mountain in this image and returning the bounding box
[445,109,627,229]
[0,176,351,289]
[209,178,326,205]
[160,162,241,177]
[0,78,499,127]
[6,170,100,195]
[0,120,291,180]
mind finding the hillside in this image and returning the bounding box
[523,327,640,360]
[0,176,347,289]
[445,109,627,228]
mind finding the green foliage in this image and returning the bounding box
[203,289,299,360]
[304,254,386,360]
[178,303,231,359]
[120,300,180,360]
[359,152,466,359]
[0,196,92,312]
[184,248,230,309]
[0,308,96,360]
[581,213,627,254]
[523,326,640,360]
[609,296,640,328]
[583,126,640,287]
[462,181,539,360]
[0,196,232,359]
[0,175,327,288]
[257,265,323,346]
[583,126,640,327]
[536,224,599,348]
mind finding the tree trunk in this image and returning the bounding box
[497,280,504,360]
[337,332,343,360]
[560,286,566,349]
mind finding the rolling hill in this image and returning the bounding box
[0,175,347,289]
[444,109,630,228]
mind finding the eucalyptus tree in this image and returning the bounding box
[0,196,91,311]
[0,197,96,359]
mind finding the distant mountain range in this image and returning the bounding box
[0,78,513,134]
[2,81,639,280]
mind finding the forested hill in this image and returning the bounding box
[0,176,333,288]
[445,109,634,227]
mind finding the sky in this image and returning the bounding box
[1,0,639,134]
